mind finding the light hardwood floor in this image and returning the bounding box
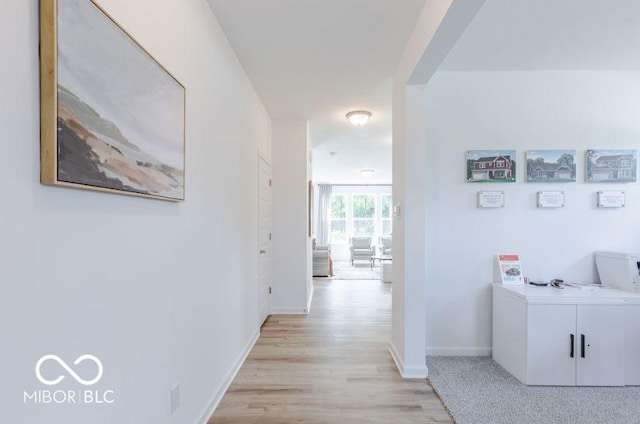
[208,279,453,424]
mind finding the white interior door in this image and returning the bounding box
[258,156,272,326]
[576,304,625,386]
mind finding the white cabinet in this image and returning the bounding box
[526,304,576,385]
[625,302,640,385]
[493,284,638,386]
[576,305,625,386]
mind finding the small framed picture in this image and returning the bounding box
[586,150,637,183]
[467,150,516,183]
[526,150,576,182]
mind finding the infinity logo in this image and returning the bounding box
[35,355,104,386]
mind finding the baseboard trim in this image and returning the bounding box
[270,307,309,315]
[389,342,428,379]
[389,341,405,375]
[426,347,492,356]
[197,329,260,424]
[306,285,314,314]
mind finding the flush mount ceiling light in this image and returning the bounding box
[346,110,372,126]
[360,169,375,177]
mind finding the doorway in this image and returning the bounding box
[316,185,392,281]
[258,155,272,325]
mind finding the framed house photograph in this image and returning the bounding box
[40,0,186,201]
[586,149,637,183]
[526,150,576,182]
[466,150,516,183]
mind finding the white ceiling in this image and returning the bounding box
[439,0,640,71]
[309,77,393,184]
[206,0,640,184]
[206,0,427,184]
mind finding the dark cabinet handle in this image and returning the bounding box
[570,334,574,358]
[581,334,585,358]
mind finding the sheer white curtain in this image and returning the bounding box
[316,184,332,246]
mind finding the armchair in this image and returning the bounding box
[349,236,374,266]
[312,239,331,277]
[379,236,392,256]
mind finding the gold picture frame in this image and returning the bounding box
[40,0,186,201]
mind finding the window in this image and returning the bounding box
[352,194,375,236]
[496,161,505,168]
[329,189,392,245]
[479,163,486,169]
[620,159,631,168]
[330,195,347,244]
[381,195,392,236]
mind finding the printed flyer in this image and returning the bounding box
[498,254,524,284]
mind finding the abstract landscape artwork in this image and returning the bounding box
[40,0,185,201]
[466,150,516,183]
[586,149,637,183]
[526,150,576,182]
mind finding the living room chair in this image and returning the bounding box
[349,236,375,266]
[312,239,331,277]
[379,236,392,255]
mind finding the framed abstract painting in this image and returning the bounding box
[40,0,186,201]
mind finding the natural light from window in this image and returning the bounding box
[330,189,392,245]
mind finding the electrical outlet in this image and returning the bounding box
[170,384,180,414]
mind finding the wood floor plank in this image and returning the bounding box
[208,279,452,424]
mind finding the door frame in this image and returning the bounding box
[257,153,272,326]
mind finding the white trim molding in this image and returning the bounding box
[197,329,260,423]
[426,347,492,356]
[306,285,314,314]
[271,307,310,315]
[389,342,428,379]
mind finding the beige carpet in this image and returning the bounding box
[427,356,640,424]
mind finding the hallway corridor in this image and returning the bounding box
[209,280,452,424]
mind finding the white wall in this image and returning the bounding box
[307,128,313,309]
[1,1,270,423]
[390,0,454,379]
[271,120,312,314]
[424,70,640,355]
